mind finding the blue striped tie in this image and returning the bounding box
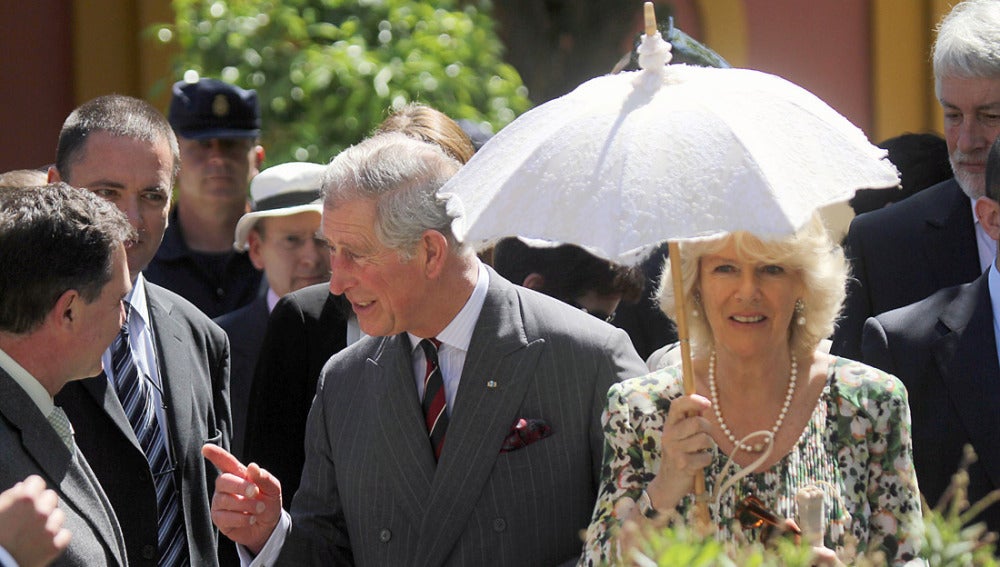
[111,310,188,566]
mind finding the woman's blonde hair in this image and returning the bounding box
[657,215,848,358]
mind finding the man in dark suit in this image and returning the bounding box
[204,133,647,566]
[832,0,1000,360]
[145,79,265,318]
[49,95,232,567]
[862,135,1000,538]
[215,161,330,460]
[241,283,349,504]
[0,184,133,566]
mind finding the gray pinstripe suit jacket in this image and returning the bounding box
[276,270,647,566]
[0,370,128,567]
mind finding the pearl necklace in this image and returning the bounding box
[708,350,797,453]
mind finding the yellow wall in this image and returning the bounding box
[71,0,175,111]
[696,0,748,68]
[871,0,951,140]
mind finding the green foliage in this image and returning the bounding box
[161,0,532,164]
[918,446,1000,566]
[623,521,819,567]
[627,447,1000,566]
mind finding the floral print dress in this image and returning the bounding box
[579,357,923,565]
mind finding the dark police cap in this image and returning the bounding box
[169,78,261,140]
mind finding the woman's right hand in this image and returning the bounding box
[645,394,715,511]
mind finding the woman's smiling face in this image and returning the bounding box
[697,238,804,358]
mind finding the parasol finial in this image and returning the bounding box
[643,2,656,38]
[638,2,672,70]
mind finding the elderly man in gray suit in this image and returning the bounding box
[0,184,132,566]
[204,132,647,566]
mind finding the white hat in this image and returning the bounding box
[233,162,327,251]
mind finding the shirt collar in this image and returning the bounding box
[408,260,489,353]
[989,261,1000,323]
[0,346,54,417]
[265,288,280,312]
[127,274,151,329]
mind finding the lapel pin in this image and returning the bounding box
[486,380,498,389]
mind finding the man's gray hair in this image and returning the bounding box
[933,0,1000,95]
[322,132,464,259]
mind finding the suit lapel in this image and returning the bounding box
[146,288,196,479]
[0,372,126,565]
[415,274,543,566]
[78,372,140,452]
[923,180,981,286]
[371,335,437,525]
[934,274,1000,488]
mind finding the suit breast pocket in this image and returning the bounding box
[203,429,223,446]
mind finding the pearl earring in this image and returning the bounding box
[794,299,806,326]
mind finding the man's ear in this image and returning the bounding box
[247,228,267,270]
[421,230,450,279]
[253,146,265,174]
[51,289,80,329]
[976,197,1000,241]
[47,166,62,184]
[521,273,545,291]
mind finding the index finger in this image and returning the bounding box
[202,443,247,477]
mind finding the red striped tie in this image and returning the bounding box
[419,338,448,460]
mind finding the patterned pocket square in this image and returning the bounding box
[500,418,552,453]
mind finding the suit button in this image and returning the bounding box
[378,528,392,543]
[142,544,157,559]
[493,518,506,532]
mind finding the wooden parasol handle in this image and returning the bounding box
[667,240,710,530]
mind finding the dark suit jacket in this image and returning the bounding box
[243,283,349,505]
[277,270,647,566]
[215,296,268,462]
[862,271,1000,535]
[833,178,981,360]
[0,370,128,567]
[56,282,231,567]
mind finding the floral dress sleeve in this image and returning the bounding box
[830,360,923,563]
[578,371,677,566]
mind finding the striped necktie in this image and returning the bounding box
[419,338,448,461]
[111,310,188,566]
